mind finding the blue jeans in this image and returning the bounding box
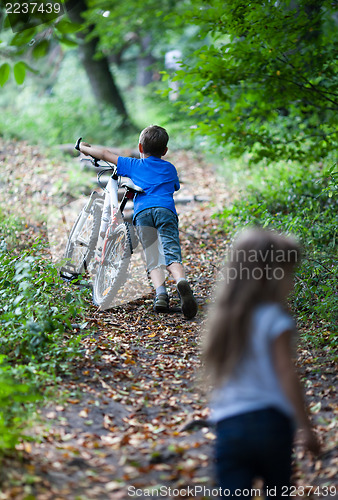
[215,408,294,499]
[134,207,182,273]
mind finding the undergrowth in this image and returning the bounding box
[0,52,198,150]
[217,159,338,346]
[0,214,90,453]
[0,53,126,147]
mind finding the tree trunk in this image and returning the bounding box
[137,35,156,87]
[66,0,133,129]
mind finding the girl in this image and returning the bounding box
[204,228,320,498]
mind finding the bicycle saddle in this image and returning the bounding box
[120,178,144,193]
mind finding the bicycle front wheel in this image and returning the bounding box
[61,197,103,279]
[93,222,132,309]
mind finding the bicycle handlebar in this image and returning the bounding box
[75,137,118,180]
[75,137,100,164]
[74,137,82,151]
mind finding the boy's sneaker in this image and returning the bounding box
[177,280,198,319]
[154,293,169,313]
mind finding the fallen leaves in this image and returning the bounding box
[1,141,337,498]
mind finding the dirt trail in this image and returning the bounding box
[0,141,336,499]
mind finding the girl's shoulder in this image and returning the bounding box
[253,302,296,339]
[254,301,287,316]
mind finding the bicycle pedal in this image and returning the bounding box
[60,270,81,282]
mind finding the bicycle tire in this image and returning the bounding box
[61,197,103,279]
[92,222,132,309]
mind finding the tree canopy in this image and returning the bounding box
[1,0,337,163]
[174,0,338,163]
[0,0,194,124]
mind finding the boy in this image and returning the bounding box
[79,125,198,320]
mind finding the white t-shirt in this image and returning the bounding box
[210,303,296,423]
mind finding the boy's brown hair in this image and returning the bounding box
[139,125,169,157]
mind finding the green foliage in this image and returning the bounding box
[0,47,195,148]
[13,61,26,85]
[9,28,37,46]
[0,62,11,86]
[218,159,338,336]
[129,85,200,151]
[0,53,124,146]
[84,0,187,56]
[0,359,41,452]
[32,39,50,58]
[0,9,80,86]
[0,0,203,138]
[0,244,85,367]
[174,0,338,164]
[0,213,89,452]
[0,209,25,249]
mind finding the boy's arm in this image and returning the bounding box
[79,142,119,165]
[272,330,321,454]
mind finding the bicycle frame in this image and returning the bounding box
[61,141,145,293]
[99,175,120,265]
[68,191,100,247]
[91,162,140,267]
[62,150,143,283]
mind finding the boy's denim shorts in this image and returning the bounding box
[134,207,182,273]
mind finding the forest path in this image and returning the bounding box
[0,141,336,499]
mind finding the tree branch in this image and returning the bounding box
[276,54,338,107]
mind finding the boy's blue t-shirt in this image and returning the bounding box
[117,155,180,218]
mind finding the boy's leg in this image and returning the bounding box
[167,263,198,320]
[150,266,166,288]
[151,260,198,319]
[150,208,197,320]
[150,267,169,313]
[136,208,198,318]
[165,262,185,281]
[134,210,169,312]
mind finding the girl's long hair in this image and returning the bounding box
[204,228,300,386]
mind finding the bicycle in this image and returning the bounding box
[60,138,144,310]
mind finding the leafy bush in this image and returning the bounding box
[0,229,89,451]
[0,359,41,452]
[174,0,338,164]
[218,160,338,339]
[0,243,85,369]
[0,209,26,249]
[0,52,124,146]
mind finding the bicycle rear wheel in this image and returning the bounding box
[92,222,132,309]
[60,196,103,279]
